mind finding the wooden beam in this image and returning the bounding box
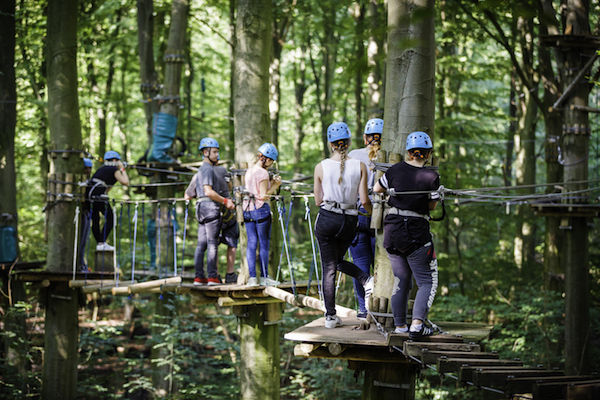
[217,296,282,307]
[293,344,410,363]
[263,286,357,318]
[459,366,541,383]
[473,369,563,388]
[293,343,322,357]
[403,341,481,357]
[129,277,181,293]
[69,279,123,287]
[552,53,598,110]
[420,350,498,364]
[438,358,523,373]
[506,375,598,396]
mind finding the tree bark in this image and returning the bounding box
[137,0,160,145]
[560,0,592,375]
[366,0,385,119]
[353,2,366,147]
[233,0,272,164]
[292,43,308,173]
[376,0,435,299]
[43,0,82,398]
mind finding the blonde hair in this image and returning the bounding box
[331,139,349,184]
[368,142,380,161]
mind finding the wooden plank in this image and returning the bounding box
[284,317,388,347]
[505,376,597,398]
[403,341,480,357]
[420,350,498,364]
[565,381,600,400]
[438,358,523,373]
[474,369,563,388]
[434,321,494,342]
[293,344,410,363]
[217,296,282,307]
[459,366,540,384]
[388,332,464,347]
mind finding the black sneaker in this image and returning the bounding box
[409,324,434,340]
[357,311,368,321]
[225,272,238,284]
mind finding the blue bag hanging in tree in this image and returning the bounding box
[0,225,17,264]
[149,112,178,163]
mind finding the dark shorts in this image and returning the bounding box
[220,219,239,248]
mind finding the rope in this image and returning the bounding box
[304,196,322,301]
[181,200,189,278]
[172,202,177,276]
[141,203,146,272]
[131,203,139,283]
[72,205,80,280]
[112,200,118,284]
[157,205,162,277]
[276,198,297,295]
[276,198,294,282]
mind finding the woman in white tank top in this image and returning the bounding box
[313,122,374,329]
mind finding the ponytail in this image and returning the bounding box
[368,142,380,161]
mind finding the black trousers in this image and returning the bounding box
[89,200,113,243]
[315,209,369,316]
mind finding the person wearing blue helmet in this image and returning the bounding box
[373,131,440,339]
[347,118,383,320]
[242,142,281,286]
[81,151,129,257]
[185,137,235,285]
[313,122,374,328]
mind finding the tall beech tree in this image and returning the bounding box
[43,0,82,398]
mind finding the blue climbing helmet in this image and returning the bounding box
[199,137,219,151]
[104,150,121,160]
[258,143,278,161]
[327,122,351,142]
[83,158,93,168]
[406,131,432,150]
[364,118,383,135]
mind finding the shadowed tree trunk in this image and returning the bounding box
[0,0,29,380]
[353,1,366,147]
[43,1,82,398]
[558,0,592,375]
[292,41,308,173]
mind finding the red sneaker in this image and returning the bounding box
[206,277,222,286]
[193,277,207,286]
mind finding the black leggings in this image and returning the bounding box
[90,201,113,243]
[315,209,369,316]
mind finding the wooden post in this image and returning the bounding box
[360,362,418,400]
[238,304,280,400]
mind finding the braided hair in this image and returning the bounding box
[331,139,349,184]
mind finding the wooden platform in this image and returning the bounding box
[12,269,115,282]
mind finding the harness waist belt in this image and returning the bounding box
[196,197,213,203]
[384,207,430,221]
[321,201,358,215]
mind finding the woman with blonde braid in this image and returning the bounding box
[314,122,374,328]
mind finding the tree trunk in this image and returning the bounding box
[151,0,188,394]
[233,2,279,398]
[233,0,272,164]
[293,43,308,173]
[560,1,592,375]
[370,0,435,395]
[539,0,564,291]
[376,0,435,299]
[0,0,29,379]
[228,0,236,161]
[353,2,366,147]
[43,1,82,398]
[366,0,385,118]
[137,0,160,145]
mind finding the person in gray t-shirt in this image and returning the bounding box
[184,138,234,285]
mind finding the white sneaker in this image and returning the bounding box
[262,277,280,287]
[96,242,115,251]
[393,326,409,334]
[363,276,374,310]
[325,315,342,329]
[247,277,259,287]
